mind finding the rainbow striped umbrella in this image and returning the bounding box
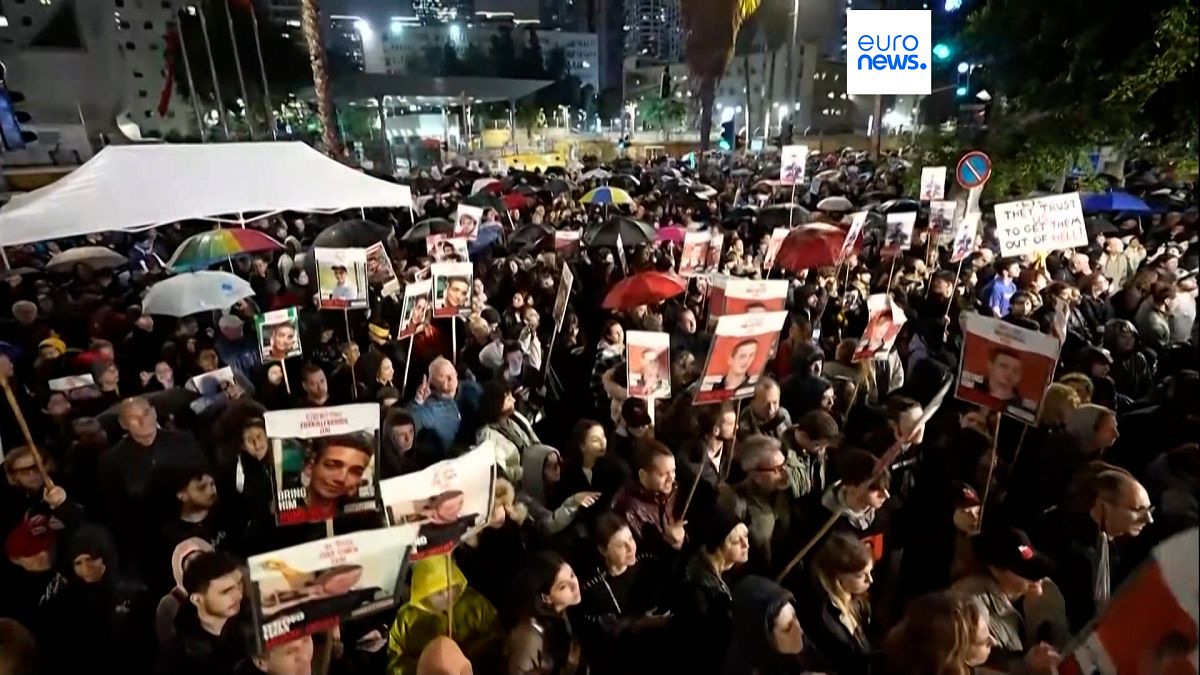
[167,228,283,272]
[579,186,635,206]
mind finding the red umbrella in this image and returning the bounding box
[774,223,855,271]
[504,192,530,210]
[602,271,687,310]
[481,181,506,195]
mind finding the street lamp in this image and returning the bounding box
[957,61,970,74]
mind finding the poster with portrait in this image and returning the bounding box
[48,374,101,402]
[695,310,788,405]
[780,144,809,185]
[186,366,236,397]
[882,212,916,257]
[678,231,712,276]
[851,294,907,363]
[314,247,369,310]
[427,235,470,263]
[763,227,790,271]
[247,525,419,652]
[919,166,947,201]
[955,312,1062,424]
[380,443,497,560]
[717,278,790,316]
[706,231,725,272]
[431,262,473,319]
[365,243,401,298]
[453,204,484,240]
[554,230,582,260]
[255,307,303,363]
[551,264,574,335]
[929,200,958,246]
[950,212,981,263]
[626,331,671,399]
[840,211,870,264]
[397,279,433,340]
[266,404,381,525]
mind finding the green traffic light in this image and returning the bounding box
[933,43,951,60]
[955,85,968,97]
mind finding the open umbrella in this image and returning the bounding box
[583,217,656,247]
[464,192,506,212]
[401,218,454,241]
[471,177,502,194]
[544,166,567,177]
[142,271,255,317]
[759,203,812,229]
[313,220,391,248]
[656,226,686,244]
[580,186,635,206]
[774,224,852,271]
[1081,191,1152,214]
[609,174,641,191]
[503,193,531,211]
[509,223,554,252]
[602,271,687,310]
[878,198,921,214]
[582,168,611,180]
[752,179,784,192]
[1085,216,1118,239]
[546,178,575,195]
[167,229,282,272]
[46,247,128,271]
[817,196,854,213]
[727,205,759,221]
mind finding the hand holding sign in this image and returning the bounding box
[994,193,1087,257]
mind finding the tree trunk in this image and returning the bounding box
[765,49,777,143]
[698,77,715,152]
[301,0,342,157]
[743,55,753,145]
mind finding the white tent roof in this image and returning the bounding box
[0,142,413,246]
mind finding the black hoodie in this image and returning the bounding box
[721,576,828,675]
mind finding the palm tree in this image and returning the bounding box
[300,0,341,156]
[682,0,762,151]
[759,0,790,140]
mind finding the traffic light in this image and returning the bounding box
[955,86,968,97]
[719,120,735,151]
[932,43,952,60]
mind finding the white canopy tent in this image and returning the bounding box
[0,142,414,247]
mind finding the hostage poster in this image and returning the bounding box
[956,312,1062,424]
[266,404,382,525]
[695,310,787,404]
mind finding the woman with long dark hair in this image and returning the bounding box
[798,532,875,673]
[505,551,585,675]
[555,419,628,512]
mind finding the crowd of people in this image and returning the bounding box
[0,147,1197,675]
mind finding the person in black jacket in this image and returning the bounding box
[155,550,251,675]
[217,417,277,557]
[722,575,828,675]
[799,532,875,674]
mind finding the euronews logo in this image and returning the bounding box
[846,10,932,95]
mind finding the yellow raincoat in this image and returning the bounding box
[387,554,501,675]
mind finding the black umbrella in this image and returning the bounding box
[759,203,812,229]
[401,218,454,241]
[609,174,641,191]
[859,190,893,204]
[464,192,506,212]
[1085,216,1118,239]
[583,216,656,248]
[547,178,575,195]
[312,219,391,248]
[544,166,568,177]
[728,205,759,221]
[404,176,439,193]
[509,223,554,252]
[513,184,539,196]
[506,170,545,188]
[444,166,484,182]
[878,198,921,214]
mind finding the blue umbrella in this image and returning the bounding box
[1081,191,1152,214]
[468,223,504,256]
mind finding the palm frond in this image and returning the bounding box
[682,0,763,79]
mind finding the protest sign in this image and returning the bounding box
[427,235,469,263]
[626,331,671,399]
[951,212,981,263]
[314,248,369,310]
[255,308,303,363]
[919,166,947,200]
[707,232,725,271]
[247,525,419,651]
[883,212,916,256]
[431,262,473,318]
[695,311,787,404]
[851,294,907,363]
[994,192,1087,257]
[840,211,870,264]
[718,278,790,316]
[1057,528,1198,675]
[554,230,582,259]
[397,279,432,340]
[380,443,497,560]
[186,366,236,397]
[48,374,100,402]
[763,227,790,271]
[266,403,381,525]
[551,264,574,335]
[679,231,711,276]
[365,243,400,297]
[956,312,1062,424]
[929,200,958,246]
[780,145,809,185]
[453,204,483,239]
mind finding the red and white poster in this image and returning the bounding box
[851,293,907,363]
[626,330,671,399]
[431,262,473,318]
[712,278,790,317]
[955,312,1062,425]
[695,311,787,404]
[397,279,432,340]
[554,230,582,259]
[1056,528,1198,675]
[707,232,725,271]
[763,227,789,271]
[840,211,870,264]
[678,231,712,277]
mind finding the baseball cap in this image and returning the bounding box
[5,514,56,561]
[621,398,652,429]
[949,481,982,509]
[38,337,67,355]
[975,526,1054,581]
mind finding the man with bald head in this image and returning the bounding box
[739,376,791,441]
[97,396,207,575]
[409,357,482,453]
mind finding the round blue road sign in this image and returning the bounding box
[956,151,992,190]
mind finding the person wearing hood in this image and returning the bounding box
[355,349,396,403]
[215,314,262,382]
[670,504,749,675]
[506,551,584,675]
[721,575,827,675]
[780,410,841,500]
[781,373,836,421]
[156,549,250,675]
[1102,319,1155,401]
[387,554,501,675]
[379,408,425,479]
[155,537,215,646]
[476,379,539,484]
[518,444,600,536]
[43,524,153,673]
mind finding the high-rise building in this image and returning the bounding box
[621,0,679,62]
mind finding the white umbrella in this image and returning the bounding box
[46,246,128,271]
[693,184,718,199]
[471,178,501,195]
[142,271,255,317]
[817,196,854,212]
[582,168,611,180]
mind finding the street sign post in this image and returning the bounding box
[956,151,992,190]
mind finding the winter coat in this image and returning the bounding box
[722,576,827,675]
[670,552,735,675]
[505,614,583,675]
[479,411,540,484]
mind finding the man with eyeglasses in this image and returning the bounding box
[1040,468,1153,632]
[732,435,791,576]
